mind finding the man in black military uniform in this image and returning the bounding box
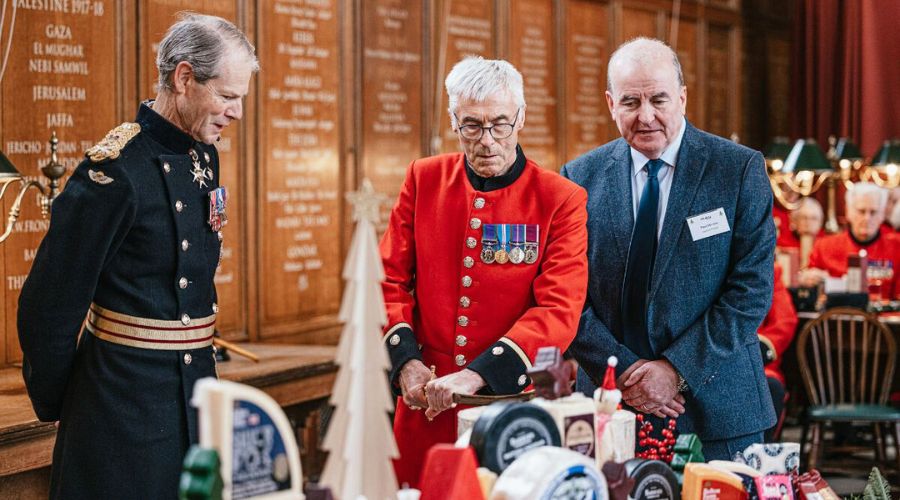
[17,14,258,499]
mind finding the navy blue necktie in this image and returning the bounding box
[621,159,665,359]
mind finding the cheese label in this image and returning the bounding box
[701,479,748,500]
[563,413,595,458]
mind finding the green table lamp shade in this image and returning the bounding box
[782,138,831,173]
[871,139,900,165]
[0,150,20,178]
[764,137,792,160]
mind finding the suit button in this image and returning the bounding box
[181,314,191,325]
[461,276,472,288]
[518,374,528,386]
[162,162,171,173]
[212,303,219,314]
[459,296,471,308]
[457,316,469,327]
[492,346,504,356]
[456,335,467,347]
[469,218,481,230]
[463,256,474,268]
[455,354,466,366]
[181,239,190,251]
[389,334,400,346]
[183,353,192,365]
[175,200,184,212]
[474,197,485,209]
[179,277,188,289]
[466,237,477,249]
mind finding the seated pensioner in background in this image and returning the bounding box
[801,182,900,299]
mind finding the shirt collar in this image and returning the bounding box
[465,144,527,192]
[630,116,687,175]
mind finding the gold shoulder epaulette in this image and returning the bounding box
[85,122,141,163]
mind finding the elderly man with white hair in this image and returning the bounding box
[802,182,900,297]
[379,56,588,486]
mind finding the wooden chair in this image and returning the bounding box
[796,307,900,471]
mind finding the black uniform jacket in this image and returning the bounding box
[18,102,223,499]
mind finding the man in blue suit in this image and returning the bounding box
[561,37,776,459]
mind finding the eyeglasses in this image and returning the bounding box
[453,108,520,141]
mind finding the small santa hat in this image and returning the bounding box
[602,356,618,390]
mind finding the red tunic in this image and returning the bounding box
[759,264,798,385]
[807,230,900,299]
[774,205,799,249]
[380,152,588,487]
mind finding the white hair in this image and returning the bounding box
[846,182,888,210]
[791,197,824,221]
[445,56,525,125]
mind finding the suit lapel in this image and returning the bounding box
[602,140,634,261]
[650,123,709,298]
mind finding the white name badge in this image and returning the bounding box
[687,208,731,241]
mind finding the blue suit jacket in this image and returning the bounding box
[560,122,776,440]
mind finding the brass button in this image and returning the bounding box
[474,197,486,209]
[466,237,477,249]
[183,353,192,365]
[456,335,467,347]
[181,314,191,325]
[162,162,171,173]
[455,354,466,366]
[204,152,211,163]
[469,218,481,230]
[217,231,224,242]
[458,316,469,327]
[463,256,474,268]
[459,296,471,308]
[492,346,504,356]
[179,277,188,289]
[181,239,190,251]
[212,303,219,314]
[390,334,400,346]
[462,276,472,288]
[175,200,184,212]
[518,374,527,386]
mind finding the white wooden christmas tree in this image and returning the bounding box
[321,179,398,500]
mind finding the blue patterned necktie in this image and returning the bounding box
[621,159,665,359]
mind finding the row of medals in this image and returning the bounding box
[481,242,538,265]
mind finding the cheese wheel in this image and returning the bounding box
[623,458,680,500]
[490,446,608,500]
[469,402,561,474]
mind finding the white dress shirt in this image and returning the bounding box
[630,117,687,239]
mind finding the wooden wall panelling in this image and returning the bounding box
[431,0,497,156]
[0,0,121,363]
[139,1,247,340]
[617,1,663,44]
[705,21,738,139]
[562,0,613,162]
[257,0,344,342]
[359,0,425,228]
[664,5,702,129]
[508,0,559,170]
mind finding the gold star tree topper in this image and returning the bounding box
[345,178,389,224]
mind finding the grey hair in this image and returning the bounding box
[156,13,259,92]
[445,56,525,125]
[846,181,888,210]
[606,37,684,92]
[791,197,824,222]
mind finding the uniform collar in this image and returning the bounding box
[630,116,687,174]
[464,144,527,192]
[136,100,196,154]
[849,228,880,247]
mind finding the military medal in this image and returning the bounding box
[208,186,228,231]
[509,224,525,264]
[495,224,509,264]
[189,148,214,189]
[481,224,497,264]
[524,224,540,264]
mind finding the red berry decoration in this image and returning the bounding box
[634,416,678,462]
